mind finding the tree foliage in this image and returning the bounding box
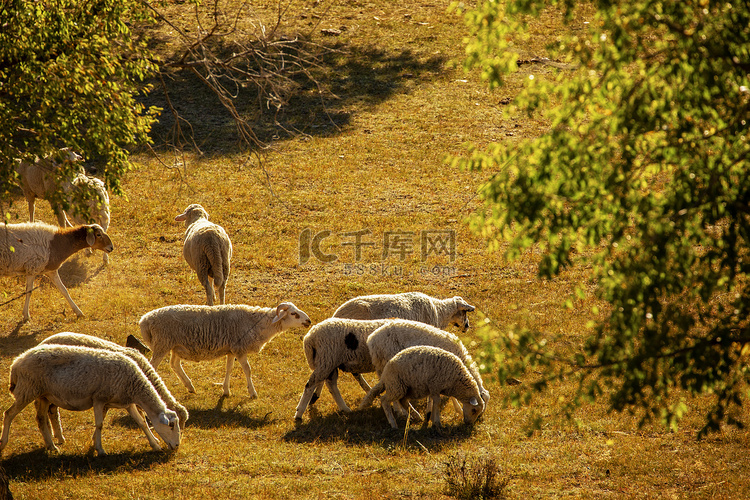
[0,0,159,210]
[453,0,750,434]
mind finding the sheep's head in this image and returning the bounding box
[175,204,209,227]
[448,296,476,332]
[85,224,114,254]
[462,396,485,425]
[271,302,312,328]
[152,410,181,451]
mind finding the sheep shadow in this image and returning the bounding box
[116,395,276,431]
[0,447,174,482]
[58,254,107,288]
[283,406,479,452]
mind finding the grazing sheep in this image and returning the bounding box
[66,173,111,263]
[0,222,114,321]
[14,148,83,226]
[39,332,189,431]
[0,344,181,456]
[333,291,476,332]
[365,319,490,413]
[358,345,485,430]
[175,204,232,306]
[294,318,393,420]
[139,302,311,397]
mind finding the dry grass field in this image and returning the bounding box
[2,1,750,498]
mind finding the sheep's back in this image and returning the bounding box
[0,223,55,275]
[140,305,270,360]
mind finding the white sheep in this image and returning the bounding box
[14,148,84,227]
[0,222,114,321]
[0,344,181,456]
[39,332,189,431]
[138,302,311,397]
[332,291,476,332]
[294,318,393,420]
[365,319,490,415]
[175,204,232,306]
[66,173,111,263]
[358,345,485,430]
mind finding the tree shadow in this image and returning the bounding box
[141,41,447,154]
[283,405,479,451]
[0,447,175,482]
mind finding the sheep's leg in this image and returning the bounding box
[198,269,214,306]
[91,402,108,456]
[217,277,227,305]
[236,354,257,399]
[26,197,36,222]
[53,206,73,227]
[34,399,58,451]
[324,369,352,413]
[48,404,65,445]
[429,392,443,430]
[380,396,399,429]
[149,350,167,369]
[47,271,84,318]
[352,373,371,392]
[22,274,36,322]
[126,405,162,451]
[1,395,35,453]
[169,352,196,393]
[294,374,326,419]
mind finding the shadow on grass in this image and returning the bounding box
[0,447,175,482]
[143,42,447,154]
[283,405,479,452]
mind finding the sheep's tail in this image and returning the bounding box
[358,380,385,410]
[332,300,371,320]
[302,336,316,371]
[207,243,225,287]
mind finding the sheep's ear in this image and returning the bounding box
[469,397,479,407]
[455,297,475,312]
[158,413,170,426]
[272,304,290,324]
[86,227,96,246]
[174,212,187,222]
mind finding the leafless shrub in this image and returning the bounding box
[444,453,509,500]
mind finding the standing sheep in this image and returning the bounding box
[138,302,311,397]
[14,148,84,226]
[66,173,111,263]
[294,318,393,420]
[332,291,476,332]
[365,319,490,413]
[0,222,114,321]
[175,204,232,306]
[39,332,189,432]
[358,346,485,430]
[0,344,181,456]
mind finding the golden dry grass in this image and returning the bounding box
[2,1,750,499]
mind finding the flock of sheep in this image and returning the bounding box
[0,150,490,457]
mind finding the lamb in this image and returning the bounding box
[0,344,181,456]
[365,319,490,412]
[332,291,476,332]
[358,345,485,430]
[39,332,189,431]
[175,204,232,306]
[14,148,84,227]
[66,173,111,263]
[138,302,311,397]
[294,318,394,420]
[0,222,114,321]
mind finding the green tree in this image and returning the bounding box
[453,0,750,434]
[0,0,159,214]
